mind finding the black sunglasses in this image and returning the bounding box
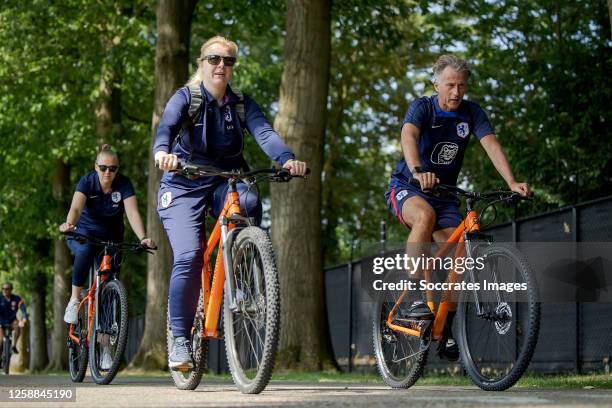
[97,164,118,173]
[202,55,236,67]
[2,287,10,291]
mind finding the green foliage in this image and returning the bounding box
[1,0,609,280]
[323,0,612,263]
[0,0,155,314]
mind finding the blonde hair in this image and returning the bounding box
[96,144,118,163]
[186,36,239,87]
[432,54,470,84]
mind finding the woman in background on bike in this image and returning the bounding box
[59,145,154,324]
[154,36,306,370]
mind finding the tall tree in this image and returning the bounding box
[271,0,333,369]
[46,160,72,371]
[608,0,612,35]
[29,269,49,372]
[129,0,198,370]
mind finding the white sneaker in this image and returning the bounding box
[63,298,80,324]
[100,346,113,370]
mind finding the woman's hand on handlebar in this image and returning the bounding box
[59,222,76,233]
[283,159,307,176]
[155,151,179,171]
[508,181,531,197]
[413,171,439,192]
[140,237,156,249]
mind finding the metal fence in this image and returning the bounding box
[326,195,612,374]
[125,195,612,374]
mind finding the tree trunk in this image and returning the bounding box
[271,0,334,370]
[129,0,197,370]
[46,159,71,371]
[95,64,122,147]
[608,0,612,38]
[29,271,49,372]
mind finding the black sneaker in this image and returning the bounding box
[169,336,194,370]
[437,338,459,361]
[392,300,434,326]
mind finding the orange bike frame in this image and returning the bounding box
[386,210,480,341]
[68,254,112,345]
[201,189,242,338]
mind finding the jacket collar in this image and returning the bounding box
[200,83,240,105]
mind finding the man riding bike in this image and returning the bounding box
[385,54,530,361]
[0,282,28,356]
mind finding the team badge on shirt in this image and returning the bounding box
[431,142,459,165]
[111,191,122,203]
[161,191,172,208]
[224,106,234,130]
[456,122,470,138]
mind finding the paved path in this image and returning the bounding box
[0,375,610,407]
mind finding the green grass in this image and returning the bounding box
[269,372,612,389]
[516,374,612,389]
[22,370,612,389]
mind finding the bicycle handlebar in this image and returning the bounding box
[63,231,158,253]
[170,161,311,182]
[408,178,533,202]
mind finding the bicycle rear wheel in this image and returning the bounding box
[372,270,429,388]
[89,279,129,385]
[167,291,208,390]
[223,226,280,394]
[457,244,540,391]
[68,304,89,382]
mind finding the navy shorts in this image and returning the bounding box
[385,179,462,231]
[0,318,16,328]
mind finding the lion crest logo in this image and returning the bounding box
[431,142,459,165]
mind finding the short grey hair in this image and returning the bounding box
[432,55,470,83]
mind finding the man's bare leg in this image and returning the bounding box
[401,195,436,279]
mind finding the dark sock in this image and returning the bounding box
[445,311,456,340]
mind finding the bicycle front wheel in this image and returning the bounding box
[223,226,280,394]
[457,244,540,391]
[89,279,129,385]
[68,304,89,382]
[372,270,429,388]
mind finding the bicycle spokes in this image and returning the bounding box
[459,246,539,389]
[372,269,429,389]
[232,241,267,377]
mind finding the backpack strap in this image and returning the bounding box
[186,84,204,126]
[171,84,205,161]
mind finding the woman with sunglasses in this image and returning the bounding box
[154,36,307,370]
[59,145,155,326]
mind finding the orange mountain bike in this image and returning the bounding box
[166,163,307,394]
[65,232,155,385]
[373,182,540,391]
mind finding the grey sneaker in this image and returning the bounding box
[63,298,80,324]
[100,346,113,370]
[169,336,194,370]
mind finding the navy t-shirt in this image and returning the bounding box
[391,95,494,186]
[75,171,135,241]
[0,294,25,323]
